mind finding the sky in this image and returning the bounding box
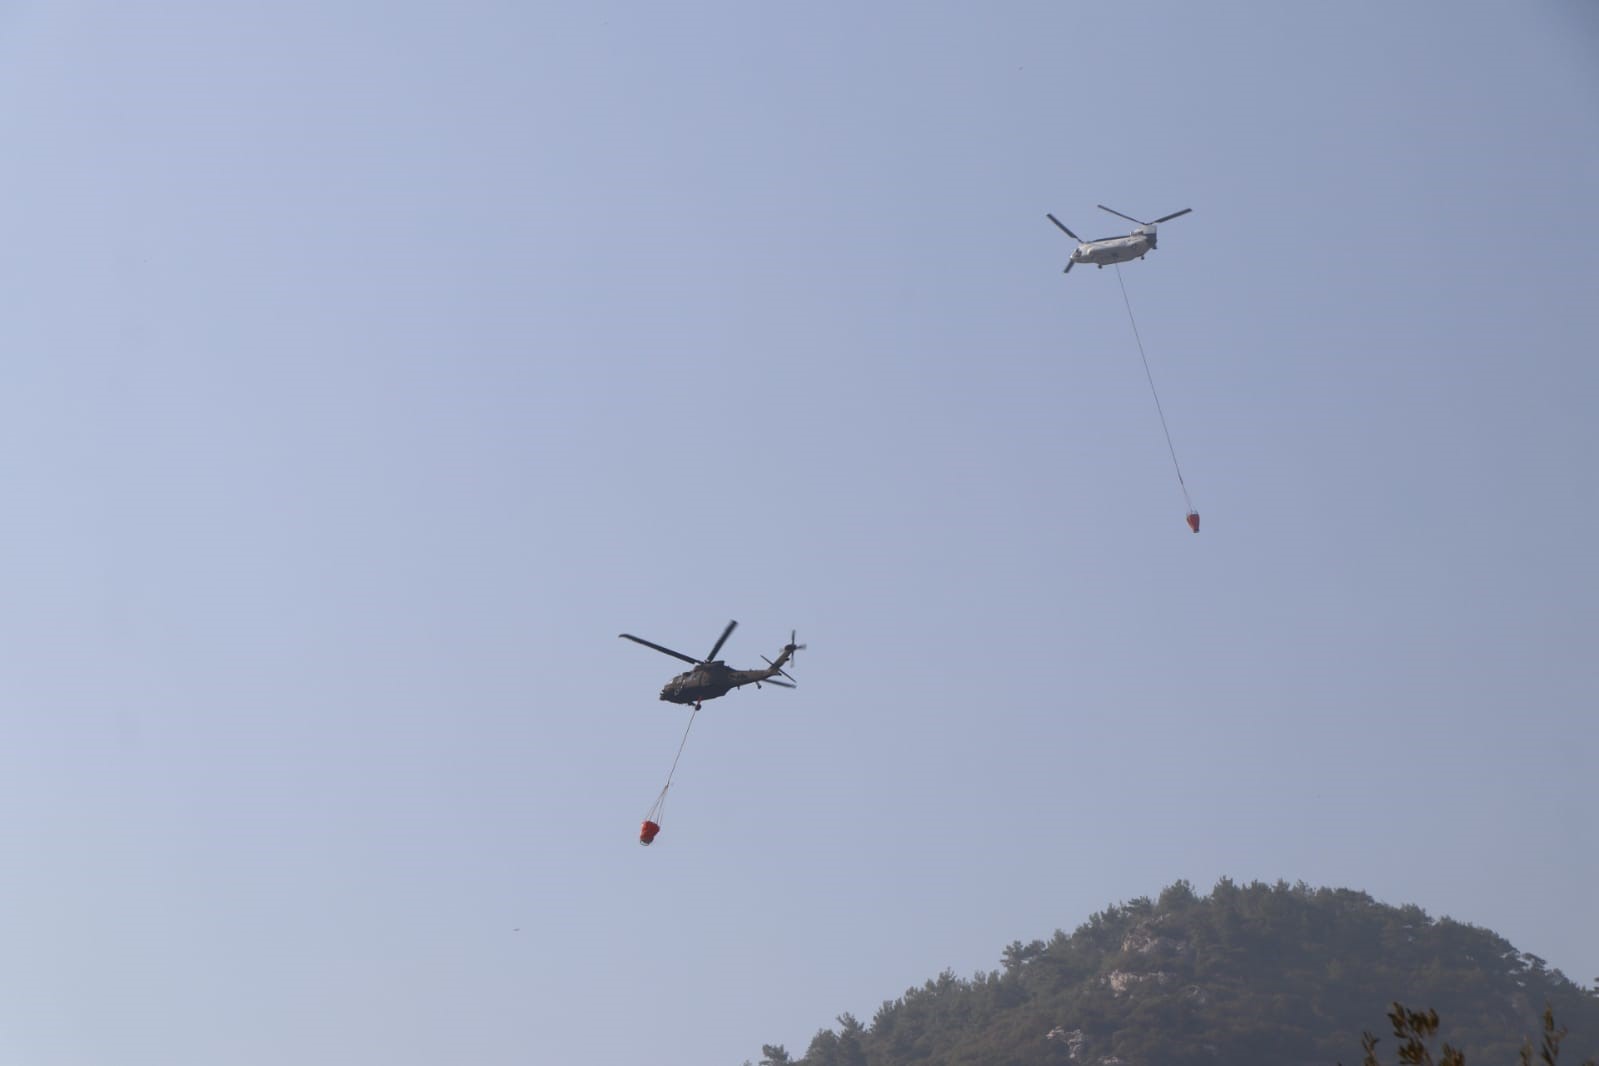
[1,2,1596,1064]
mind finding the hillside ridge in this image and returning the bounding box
[755,879,1599,1066]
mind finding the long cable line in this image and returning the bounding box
[640,707,698,844]
[1115,263,1197,521]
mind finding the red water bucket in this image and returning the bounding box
[1185,511,1200,534]
[639,820,661,846]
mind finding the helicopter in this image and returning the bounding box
[619,620,805,710]
[1045,204,1192,273]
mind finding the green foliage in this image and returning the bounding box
[1353,1003,1467,1066]
[1348,1001,1596,1066]
[755,880,1598,1066]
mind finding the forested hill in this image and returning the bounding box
[755,880,1599,1066]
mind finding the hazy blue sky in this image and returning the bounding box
[2,3,1595,1064]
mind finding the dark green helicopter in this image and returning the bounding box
[620,620,804,709]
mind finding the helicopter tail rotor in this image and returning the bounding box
[764,629,805,680]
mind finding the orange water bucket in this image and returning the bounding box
[639,820,661,846]
[1185,511,1200,534]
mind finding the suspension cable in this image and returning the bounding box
[1115,264,1195,516]
[644,707,699,826]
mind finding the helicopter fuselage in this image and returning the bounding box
[1049,207,1188,275]
[659,662,779,705]
[1072,229,1156,268]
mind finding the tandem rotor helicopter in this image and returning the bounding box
[1045,204,1192,273]
[620,620,805,710]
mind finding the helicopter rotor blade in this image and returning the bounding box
[1045,213,1081,241]
[762,678,796,689]
[1150,208,1192,225]
[1097,204,1148,227]
[619,633,701,666]
[704,619,738,663]
[1063,260,1073,274]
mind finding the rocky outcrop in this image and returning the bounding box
[1104,969,1174,996]
[1045,1026,1086,1059]
[1119,924,1193,964]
